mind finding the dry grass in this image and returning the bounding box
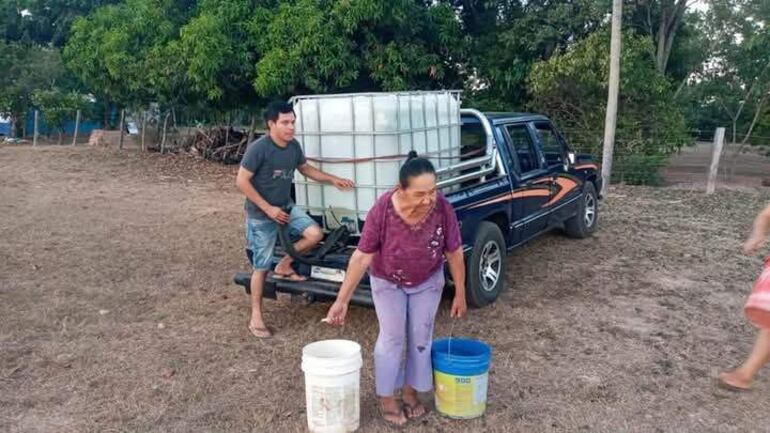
[1,145,770,432]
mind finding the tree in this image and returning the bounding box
[251,0,464,97]
[0,41,73,137]
[529,30,691,184]
[682,0,770,146]
[31,89,89,144]
[445,0,609,110]
[627,0,689,74]
[0,0,121,47]
[63,0,182,126]
[178,0,264,112]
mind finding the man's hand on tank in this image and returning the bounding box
[333,177,355,190]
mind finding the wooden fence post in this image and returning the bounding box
[72,110,81,146]
[118,109,126,149]
[161,111,170,154]
[141,111,147,151]
[706,127,726,195]
[33,110,39,146]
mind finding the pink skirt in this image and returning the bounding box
[745,257,770,329]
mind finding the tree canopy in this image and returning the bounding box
[1,0,768,181]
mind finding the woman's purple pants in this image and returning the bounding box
[370,268,445,397]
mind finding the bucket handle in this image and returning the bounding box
[320,317,347,337]
[447,316,457,362]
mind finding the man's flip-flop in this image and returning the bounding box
[248,324,273,339]
[272,271,307,282]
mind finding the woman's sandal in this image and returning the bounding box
[380,406,407,428]
[404,401,429,420]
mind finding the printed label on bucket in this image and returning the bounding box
[307,385,359,431]
[434,371,488,419]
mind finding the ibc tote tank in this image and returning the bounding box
[291,91,461,233]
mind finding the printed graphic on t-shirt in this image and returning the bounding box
[272,169,294,180]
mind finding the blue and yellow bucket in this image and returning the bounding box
[431,338,491,419]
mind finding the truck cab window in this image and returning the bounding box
[458,118,497,188]
[505,124,540,174]
[534,122,566,168]
[460,120,487,160]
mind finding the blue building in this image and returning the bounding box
[0,116,10,136]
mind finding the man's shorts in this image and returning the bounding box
[245,206,317,271]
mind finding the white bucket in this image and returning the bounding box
[302,340,363,433]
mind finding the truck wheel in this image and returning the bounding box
[564,181,598,238]
[466,221,507,308]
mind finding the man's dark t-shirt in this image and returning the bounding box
[240,135,306,219]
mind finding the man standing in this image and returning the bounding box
[236,101,354,338]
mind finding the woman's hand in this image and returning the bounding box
[325,300,349,326]
[450,295,467,319]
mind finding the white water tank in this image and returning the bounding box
[291,91,461,231]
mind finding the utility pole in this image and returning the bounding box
[601,0,623,197]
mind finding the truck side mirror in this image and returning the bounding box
[567,152,576,165]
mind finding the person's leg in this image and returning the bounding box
[245,218,278,338]
[248,270,271,337]
[371,277,408,426]
[720,328,770,389]
[274,207,323,277]
[403,271,445,418]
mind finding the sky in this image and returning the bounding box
[691,0,709,13]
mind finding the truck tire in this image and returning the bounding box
[466,221,507,308]
[564,181,598,239]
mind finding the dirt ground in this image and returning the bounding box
[2,145,770,433]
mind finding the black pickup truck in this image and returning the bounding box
[235,110,601,308]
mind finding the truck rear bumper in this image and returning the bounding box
[233,272,374,307]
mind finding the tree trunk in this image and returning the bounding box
[732,120,737,145]
[103,103,110,129]
[739,92,769,147]
[601,0,623,197]
[248,114,257,143]
[225,112,231,147]
[655,8,668,73]
[10,114,17,138]
[655,0,687,74]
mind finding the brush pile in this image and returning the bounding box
[187,127,260,164]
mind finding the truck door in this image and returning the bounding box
[502,123,551,240]
[531,121,583,224]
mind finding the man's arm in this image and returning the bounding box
[235,166,289,224]
[298,163,354,189]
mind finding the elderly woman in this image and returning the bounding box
[325,151,467,426]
